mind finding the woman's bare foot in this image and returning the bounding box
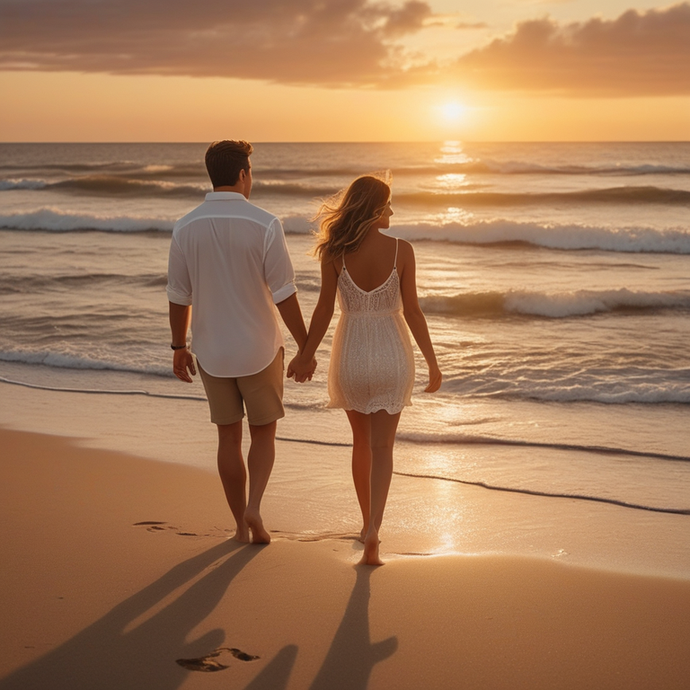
[244,508,271,544]
[358,526,367,544]
[359,530,384,566]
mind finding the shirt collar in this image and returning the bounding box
[205,191,246,201]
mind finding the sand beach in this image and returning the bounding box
[2,382,690,690]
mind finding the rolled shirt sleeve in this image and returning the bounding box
[166,234,193,306]
[264,218,297,304]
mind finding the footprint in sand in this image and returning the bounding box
[271,530,361,543]
[133,521,200,537]
[176,647,259,672]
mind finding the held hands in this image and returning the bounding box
[287,353,317,383]
[424,363,443,393]
[172,348,196,383]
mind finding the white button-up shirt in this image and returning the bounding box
[167,192,297,377]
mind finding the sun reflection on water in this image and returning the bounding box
[423,207,475,226]
[436,173,469,189]
[435,140,474,166]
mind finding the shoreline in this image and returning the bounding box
[2,426,690,689]
[2,378,690,578]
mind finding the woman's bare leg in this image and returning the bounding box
[361,409,401,566]
[345,410,372,541]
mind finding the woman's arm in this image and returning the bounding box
[398,241,442,393]
[287,258,339,381]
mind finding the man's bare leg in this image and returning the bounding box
[244,420,277,544]
[216,422,249,542]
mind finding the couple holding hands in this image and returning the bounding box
[167,140,441,565]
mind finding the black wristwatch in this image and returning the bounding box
[171,344,187,350]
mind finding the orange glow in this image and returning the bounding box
[1,2,690,142]
[1,70,690,142]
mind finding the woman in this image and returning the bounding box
[288,175,442,565]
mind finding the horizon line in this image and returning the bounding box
[2,140,690,145]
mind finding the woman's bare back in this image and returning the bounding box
[335,232,399,291]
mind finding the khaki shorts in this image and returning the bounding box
[198,349,285,426]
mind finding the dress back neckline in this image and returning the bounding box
[341,238,399,294]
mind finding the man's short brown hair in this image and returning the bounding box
[205,140,253,189]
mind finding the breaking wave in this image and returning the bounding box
[420,288,690,318]
[394,220,690,254]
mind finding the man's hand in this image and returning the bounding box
[287,354,317,383]
[173,348,196,383]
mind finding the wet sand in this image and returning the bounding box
[1,426,689,690]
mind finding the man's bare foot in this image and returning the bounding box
[232,525,250,543]
[244,508,271,544]
[359,530,384,566]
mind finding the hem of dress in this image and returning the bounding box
[326,401,412,415]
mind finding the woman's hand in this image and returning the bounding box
[287,353,317,383]
[424,364,442,393]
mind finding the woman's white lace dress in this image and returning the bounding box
[327,240,415,414]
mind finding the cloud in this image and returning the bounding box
[381,1,432,36]
[0,0,433,87]
[452,3,690,96]
[455,22,489,30]
[2,0,689,96]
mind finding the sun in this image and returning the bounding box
[440,102,467,123]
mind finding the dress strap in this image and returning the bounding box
[393,238,399,269]
[341,252,347,271]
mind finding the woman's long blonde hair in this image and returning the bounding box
[313,175,391,261]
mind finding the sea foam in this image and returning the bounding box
[420,288,690,318]
[0,208,174,233]
[0,348,172,377]
[442,374,690,405]
[395,220,690,254]
[3,208,690,255]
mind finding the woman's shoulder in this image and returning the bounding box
[321,251,344,274]
[394,237,415,262]
[371,233,403,264]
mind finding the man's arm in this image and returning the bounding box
[169,302,196,383]
[275,293,316,380]
[275,293,308,351]
[286,258,338,383]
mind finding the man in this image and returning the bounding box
[167,140,314,544]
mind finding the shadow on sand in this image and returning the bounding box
[0,540,262,690]
[307,566,397,690]
[2,542,397,690]
[242,644,299,690]
[237,565,397,690]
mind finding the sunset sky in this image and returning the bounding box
[1,0,689,141]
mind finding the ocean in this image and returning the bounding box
[1,141,689,574]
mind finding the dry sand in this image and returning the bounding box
[1,426,690,690]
